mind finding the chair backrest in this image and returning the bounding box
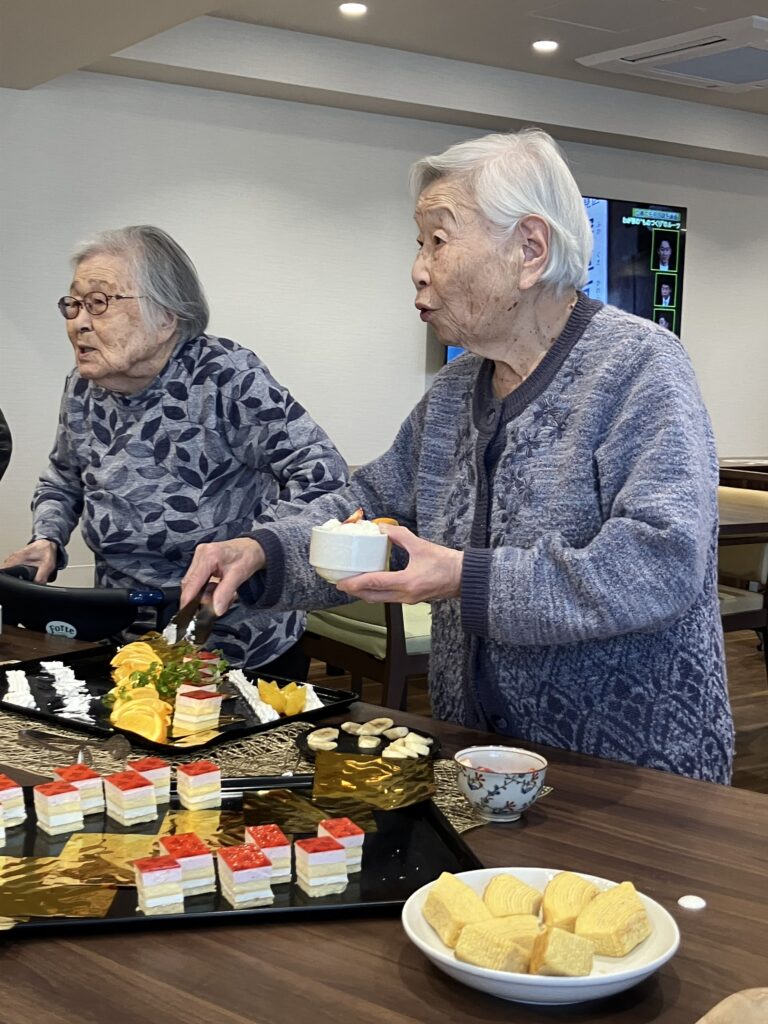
[719,543,768,587]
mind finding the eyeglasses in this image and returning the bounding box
[57,291,145,320]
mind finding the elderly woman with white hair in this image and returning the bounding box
[183,129,733,783]
[2,225,347,677]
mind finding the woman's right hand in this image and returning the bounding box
[181,538,266,616]
[1,539,58,583]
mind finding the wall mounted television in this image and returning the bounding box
[445,196,687,362]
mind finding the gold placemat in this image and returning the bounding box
[0,712,486,834]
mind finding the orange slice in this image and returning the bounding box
[111,642,160,667]
[115,706,169,743]
[372,517,399,526]
[257,679,285,714]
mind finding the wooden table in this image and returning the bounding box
[718,491,768,539]
[1,696,766,1024]
[720,460,768,492]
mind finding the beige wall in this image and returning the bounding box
[1,71,766,583]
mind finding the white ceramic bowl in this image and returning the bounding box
[309,526,389,584]
[402,867,680,1006]
[455,746,547,822]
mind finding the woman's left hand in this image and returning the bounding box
[337,524,463,604]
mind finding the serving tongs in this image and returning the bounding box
[17,728,132,767]
[167,577,219,647]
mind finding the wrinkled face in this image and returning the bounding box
[411,179,519,348]
[660,283,672,300]
[658,240,672,263]
[64,253,172,392]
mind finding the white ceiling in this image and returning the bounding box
[1,0,768,114]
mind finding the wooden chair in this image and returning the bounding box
[300,601,431,710]
[718,533,768,682]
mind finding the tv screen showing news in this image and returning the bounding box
[445,196,687,362]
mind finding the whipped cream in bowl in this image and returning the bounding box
[309,517,389,584]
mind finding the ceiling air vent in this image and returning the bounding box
[577,16,768,92]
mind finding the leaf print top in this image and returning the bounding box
[30,334,348,669]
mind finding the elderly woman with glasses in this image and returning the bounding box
[182,129,733,783]
[2,225,347,677]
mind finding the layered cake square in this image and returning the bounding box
[245,824,292,882]
[127,756,171,802]
[317,817,365,873]
[217,845,274,908]
[176,761,221,810]
[0,773,26,827]
[294,836,348,897]
[173,690,223,734]
[159,832,216,896]
[52,764,105,815]
[33,781,84,836]
[0,803,5,846]
[104,769,158,825]
[133,855,184,915]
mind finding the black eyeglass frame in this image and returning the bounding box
[57,292,145,319]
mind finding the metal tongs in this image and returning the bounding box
[167,577,219,647]
[17,728,132,767]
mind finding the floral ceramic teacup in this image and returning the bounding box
[454,745,548,822]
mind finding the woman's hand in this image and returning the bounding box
[1,539,57,583]
[337,524,463,604]
[181,538,266,615]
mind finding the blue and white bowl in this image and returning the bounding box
[455,745,547,822]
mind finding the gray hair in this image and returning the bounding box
[409,129,592,293]
[71,225,209,342]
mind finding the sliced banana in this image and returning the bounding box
[309,727,339,743]
[358,736,381,750]
[382,746,408,759]
[308,737,338,752]
[387,738,418,758]
[361,717,395,735]
[384,726,409,740]
[341,721,363,735]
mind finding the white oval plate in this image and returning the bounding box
[401,867,680,1006]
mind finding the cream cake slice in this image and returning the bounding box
[159,832,216,896]
[245,824,292,881]
[127,756,171,802]
[217,845,274,908]
[177,761,221,810]
[173,690,224,733]
[133,854,184,915]
[104,769,158,825]
[33,781,84,836]
[0,772,27,827]
[317,817,364,873]
[52,764,105,814]
[295,836,348,897]
[0,803,5,846]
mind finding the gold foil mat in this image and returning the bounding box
[0,856,116,918]
[242,788,327,833]
[56,833,159,886]
[158,808,245,847]
[312,750,435,811]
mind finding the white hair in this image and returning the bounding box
[72,225,209,342]
[409,129,592,293]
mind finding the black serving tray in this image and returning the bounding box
[1,775,483,935]
[0,648,357,753]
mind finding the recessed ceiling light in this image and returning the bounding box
[532,40,559,53]
[339,3,367,15]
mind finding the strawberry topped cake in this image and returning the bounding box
[176,761,221,810]
[159,832,216,896]
[104,769,158,825]
[245,824,292,881]
[317,817,365,873]
[173,690,224,734]
[133,855,184,915]
[52,764,105,815]
[295,836,348,897]
[0,773,26,828]
[127,756,171,802]
[33,781,84,836]
[217,844,274,908]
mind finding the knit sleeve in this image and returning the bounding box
[30,379,85,568]
[238,399,424,610]
[477,338,718,646]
